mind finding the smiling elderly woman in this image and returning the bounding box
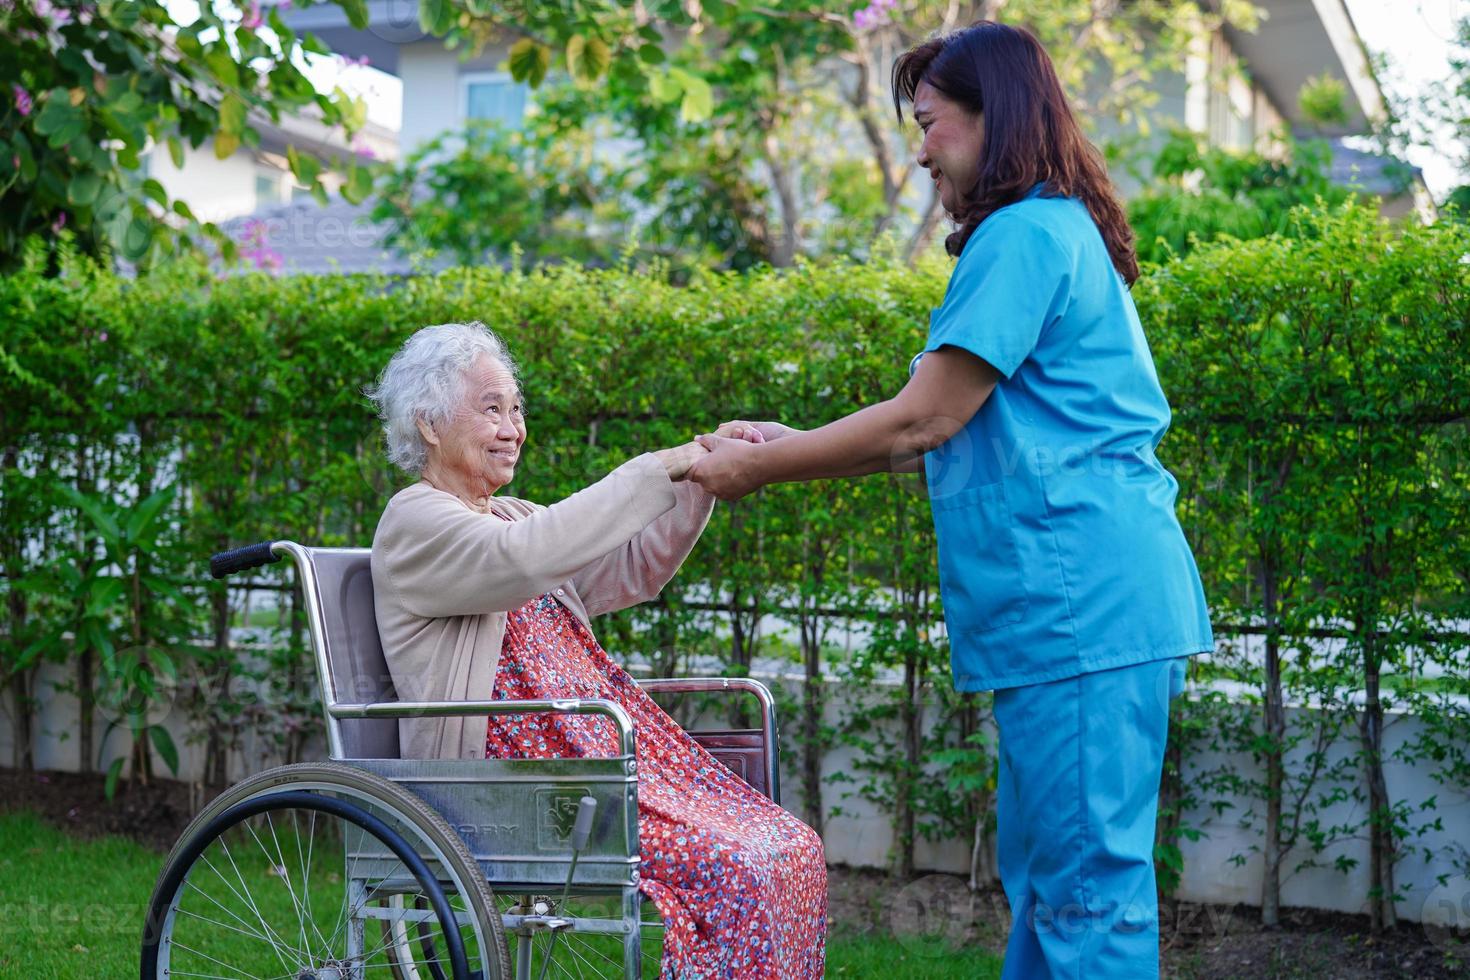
[366,322,827,979]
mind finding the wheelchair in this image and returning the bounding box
[141,541,783,980]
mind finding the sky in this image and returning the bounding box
[171,0,1468,198]
[1343,0,1466,196]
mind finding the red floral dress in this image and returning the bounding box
[486,592,828,979]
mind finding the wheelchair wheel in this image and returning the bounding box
[500,892,663,979]
[141,762,511,980]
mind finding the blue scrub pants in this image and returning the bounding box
[993,658,1185,980]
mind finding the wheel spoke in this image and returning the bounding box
[198,844,305,971]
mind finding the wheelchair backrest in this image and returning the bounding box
[298,547,401,761]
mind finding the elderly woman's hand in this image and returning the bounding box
[654,441,711,481]
[713,420,799,444]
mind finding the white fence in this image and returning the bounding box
[3,655,1468,928]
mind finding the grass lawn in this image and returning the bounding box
[1,810,1002,978]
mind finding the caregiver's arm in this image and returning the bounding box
[690,347,999,500]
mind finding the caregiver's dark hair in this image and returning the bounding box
[892,21,1139,285]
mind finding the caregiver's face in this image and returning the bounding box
[426,355,526,495]
[912,80,984,218]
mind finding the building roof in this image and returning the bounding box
[1223,0,1385,136]
[1329,139,1419,197]
[218,197,415,276]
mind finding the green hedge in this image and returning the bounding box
[2,202,1468,912]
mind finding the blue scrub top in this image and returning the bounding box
[922,185,1213,691]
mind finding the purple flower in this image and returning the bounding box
[853,8,873,30]
[13,84,32,117]
[351,136,376,160]
[241,2,263,30]
[34,0,71,24]
[52,211,66,232]
[237,218,284,273]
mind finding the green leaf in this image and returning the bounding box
[33,94,78,136]
[150,725,180,776]
[118,214,154,260]
[141,178,168,208]
[638,43,666,65]
[125,486,174,544]
[104,757,124,800]
[203,46,240,88]
[59,485,121,543]
[674,71,713,124]
[140,575,187,605]
[507,38,550,88]
[566,35,611,87]
[214,131,240,160]
[36,97,85,148]
[418,0,455,36]
[166,135,185,169]
[85,578,125,619]
[67,171,102,207]
[171,198,195,221]
[83,621,116,669]
[340,0,369,29]
[287,144,321,187]
[646,69,682,104]
[217,95,247,136]
[341,161,374,205]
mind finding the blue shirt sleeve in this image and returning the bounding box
[924,212,1071,379]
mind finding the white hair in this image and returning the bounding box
[365,321,518,475]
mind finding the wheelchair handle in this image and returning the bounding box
[210,541,282,579]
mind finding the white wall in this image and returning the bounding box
[148,142,271,223]
[397,40,518,154]
[4,656,1466,925]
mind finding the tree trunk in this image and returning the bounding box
[77,646,95,772]
[798,579,825,837]
[1260,560,1285,927]
[1360,633,1398,932]
[894,641,920,879]
[7,671,34,771]
[205,580,233,789]
[904,188,945,263]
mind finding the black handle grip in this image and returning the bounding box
[210,542,281,579]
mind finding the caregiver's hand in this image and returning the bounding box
[686,434,764,500]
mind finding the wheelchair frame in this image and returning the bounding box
[144,540,783,980]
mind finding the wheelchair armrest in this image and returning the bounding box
[635,677,781,805]
[328,697,637,757]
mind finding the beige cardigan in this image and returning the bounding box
[370,453,716,760]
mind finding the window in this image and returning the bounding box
[255,173,283,207]
[461,72,528,129]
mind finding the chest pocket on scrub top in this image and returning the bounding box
[931,481,1029,634]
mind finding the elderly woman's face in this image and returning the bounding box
[423,355,526,495]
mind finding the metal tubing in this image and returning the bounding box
[269,541,639,760]
[329,698,637,758]
[637,676,782,805]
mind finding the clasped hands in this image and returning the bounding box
[653,420,795,500]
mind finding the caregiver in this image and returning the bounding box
[688,20,1212,980]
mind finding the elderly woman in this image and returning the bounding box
[366,322,826,979]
